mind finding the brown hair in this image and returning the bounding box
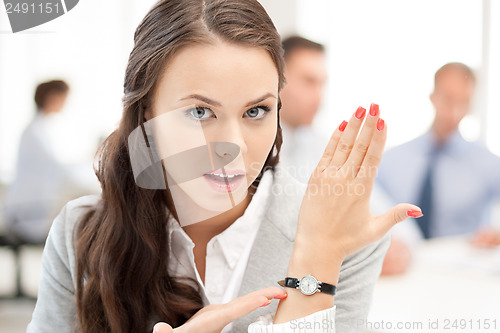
[282,35,324,61]
[74,0,285,332]
[34,79,69,111]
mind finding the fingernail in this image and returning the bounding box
[153,324,160,332]
[407,209,423,218]
[369,103,379,116]
[355,106,366,119]
[260,299,272,307]
[376,118,385,131]
[339,120,348,132]
[274,293,288,299]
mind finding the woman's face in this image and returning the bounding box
[145,40,279,224]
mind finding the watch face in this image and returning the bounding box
[299,275,318,295]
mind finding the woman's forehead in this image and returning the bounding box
[154,41,279,105]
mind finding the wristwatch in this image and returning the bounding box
[277,274,336,296]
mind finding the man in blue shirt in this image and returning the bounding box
[377,62,500,275]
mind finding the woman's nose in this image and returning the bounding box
[211,121,248,156]
[213,141,240,160]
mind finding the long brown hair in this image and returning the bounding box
[74,0,285,332]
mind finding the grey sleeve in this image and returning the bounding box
[26,197,90,333]
[334,231,392,333]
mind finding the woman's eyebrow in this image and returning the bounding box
[180,93,276,107]
[245,93,276,107]
[181,94,222,107]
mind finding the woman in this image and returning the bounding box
[27,0,422,332]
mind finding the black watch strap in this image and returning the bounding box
[318,282,336,295]
[277,276,337,296]
[282,277,299,288]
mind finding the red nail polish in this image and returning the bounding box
[407,209,423,218]
[339,120,348,132]
[369,103,379,116]
[260,299,272,307]
[274,294,288,299]
[355,106,366,119]
[376,118,384,131]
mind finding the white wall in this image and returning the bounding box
[258,0,298,38]
[485,0,500,156]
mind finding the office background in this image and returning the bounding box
[1,0,500,184]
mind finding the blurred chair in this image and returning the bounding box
[0,180,40,300]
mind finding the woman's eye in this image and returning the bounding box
[186,106,215,120]
[244,106,270,119]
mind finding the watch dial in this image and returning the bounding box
[300,275,318,295]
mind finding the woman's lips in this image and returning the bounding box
[203,169,245,193]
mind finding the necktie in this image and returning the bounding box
[416,146,442,239]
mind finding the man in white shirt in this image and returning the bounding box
[3,80,98,243]
[278,36,329,184]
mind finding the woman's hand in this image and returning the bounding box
[295,104,422,262]
[152,287,287,333]
[274,105,422,325]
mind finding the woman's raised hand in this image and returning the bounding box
[295,104,422,262]
[152,287,287,333]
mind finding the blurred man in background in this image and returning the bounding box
[278,36,422,276]
[3,80,98,244]
[278,36,329,183]
[377,62,500,274]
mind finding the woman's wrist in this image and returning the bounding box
[287,241,343,286]
[272,241,343,325]
[293,232,346,266]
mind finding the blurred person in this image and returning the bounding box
[376,186,423,276]
[278,36,329,183]
[278,36,421,276]
[377,62,500,274]
[3,80,98,244]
